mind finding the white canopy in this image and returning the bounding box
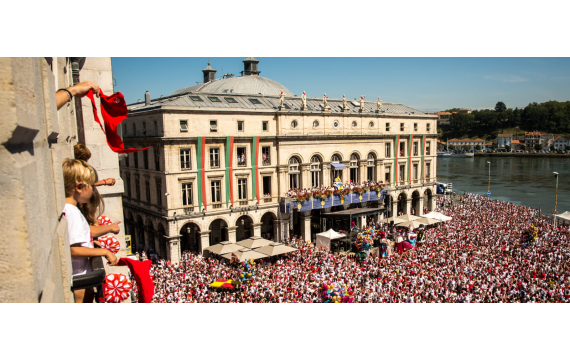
[315,229,346,251]
[557,211,570,221]
[421,211,452,221]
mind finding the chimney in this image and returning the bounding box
[202,62,217,83]
[243,57,260,76]
[145,91,150,106]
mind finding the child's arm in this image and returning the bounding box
[70,244,118,266]
[90,221,121,238]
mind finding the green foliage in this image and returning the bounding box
[495,101,507,113]
[475,145,482,151]
[565,145,570,151]
[448,145,455,150]
[550,145,555,152]
[521,145,526,151]
[444,108,461,113]
[534,143,543,151]
[505,145,511,152]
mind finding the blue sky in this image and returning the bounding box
[112,57,570,113]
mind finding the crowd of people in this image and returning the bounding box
[285,180,385,200]
[137,192,570,303]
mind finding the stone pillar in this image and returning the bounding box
[391,200,398,218]
[418,197,424,215]
[300,214,312,242]
[198,230,211,255]
[282,218,290,241]
[273,220,280,242]
[406,199,412,215]
[252,222,263,237]
[227,226,238,243]
[167,236,181,264]
[301,164,310,189]
[322,164,330,186]
[359,164,367,182]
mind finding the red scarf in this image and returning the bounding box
[86,89,151,154]
[116,258,155,303]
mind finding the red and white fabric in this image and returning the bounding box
[103,273,132,303]
[99,235,120,254]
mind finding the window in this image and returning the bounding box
[238,178,247,200]
[333,120,339,129]
[351,121,357,128]
[313,120,319,128]
[180,149,191,170]
[180,120,188,132]
[413,142,418,156]
[369,121,374,128]
[190,95,203,101]
[208,96,221,102]
[385,166,391,183]
[262,176,271,199]
[211,180,221,203]
[237,147,246,167]
[134,152,139,168]
[126,174,131,197]
[367,167,375,182]
[210,120,217,132]
[143,150,149,169]
[400,123,405,132]
[427,123,431,133]
[145,180,150,202]
[132,123,136,136]
[349,154,359,183]
[385,143,391,158]
[413,163,418,180]
[426,141,431,156]
[262,121,268,131]
[414,123,418,132]
[426,163,431,179]
[135,175,141,199]
[143,122,147,136]
[237,121,244,132]
[225,97,238,103]
[182,182,193,206]
[154,147,160,171]
[210,148,220,168]
[291,120,298,129]
[399,164,406,182]
[249,98,262,105]
[400,142,406,156]
[262,146,270,165]
[288,157,300,189]
[156,179,162,206]
[331,154,341,163]
[310,155,321,187]
[386,123,390,132]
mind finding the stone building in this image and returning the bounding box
[1,57,128,302]
[120,58,439,263]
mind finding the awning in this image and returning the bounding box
[322,207,384,218]
[331,163,347,170]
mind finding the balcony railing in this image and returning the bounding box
[210,160,220,168]
[237,158,246,167]
[262,157,271,166]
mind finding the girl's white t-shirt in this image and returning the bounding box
[63,203,93,276]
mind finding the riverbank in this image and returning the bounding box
[474,153,570,158]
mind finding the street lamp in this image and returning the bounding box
[487,161,491,198]
[552,172,559,225]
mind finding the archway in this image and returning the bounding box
[209,219,228,246]
[260,212,276,240]
[180,222,200,253]
[411,191,420,216]
[397,192,408,216]
[157,223,167,258]
[236,215,254,241]
[424,188,434,212]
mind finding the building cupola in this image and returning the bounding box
[202,62,217,83]
[242,57,260,76]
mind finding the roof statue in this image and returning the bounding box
[377,97,382,112]
[360,95,365,111]
[279,90,285,109]
[342,94,348,111]
[301,91,307,110]
[323,93,328,109]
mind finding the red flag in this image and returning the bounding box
[116,258,155,303]
[86,90,151,154]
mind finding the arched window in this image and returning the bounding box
[331,154,341,163]
[367,153,376,181]
[288,156,301,189]
[349,154,359,183]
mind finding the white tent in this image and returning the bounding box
[421,211,452,221]
[557,211,570,221]
[315,229,346,251]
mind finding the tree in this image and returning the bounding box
[550,145,555,152]
[448,145,455,150]
[534,143,543,151]
[475,144,482,151]
[521,144,526,151]
[495,101,507,113]
[505,145,511,152]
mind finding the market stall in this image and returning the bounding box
[315,229,347,252]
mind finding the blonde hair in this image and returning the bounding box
[78,186,105,225]
[62,158,96,197]
[74,144,92,162]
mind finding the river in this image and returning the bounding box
[436,157,570,213]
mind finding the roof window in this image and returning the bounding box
[190,95,203,101]
[225,97,238,103]
[208,96,221,102]
[249,98,262,105]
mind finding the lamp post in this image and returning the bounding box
[552,172,559,225]
[487,161,491,198]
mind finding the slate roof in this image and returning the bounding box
[128,92,427,115]
[171,76,294,97]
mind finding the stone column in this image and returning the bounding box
[167,235,181,264]
[406,199,412,215]
[252,222,263,237]
[278,167,288,196]
[391,199,398,218]
[273,220,281,242]
[376,160,383,183]
[322,164,330,186]
[300,214,312,242]
[198,230,211,255]
[418,197,424,215]
[359,163,367,182]
[227,226,238,243]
